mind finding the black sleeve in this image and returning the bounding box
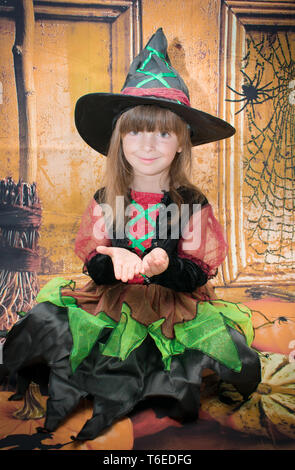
[148,252,208,292]
[85,253,117,285]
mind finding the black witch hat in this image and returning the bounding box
[75,28,235,156]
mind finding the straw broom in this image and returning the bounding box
[0,1,41,334]
[0,177,41,332]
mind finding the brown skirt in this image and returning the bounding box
[61,280,218,339]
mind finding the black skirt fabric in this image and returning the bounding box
[3,300,261,441]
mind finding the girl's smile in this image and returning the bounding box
[122,130,182,190]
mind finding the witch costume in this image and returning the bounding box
[3,28,261,441]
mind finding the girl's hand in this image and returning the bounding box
[141,248,169,277]
[96,246,142,282]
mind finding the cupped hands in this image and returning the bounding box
[96,246,169,282]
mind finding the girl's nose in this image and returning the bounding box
[142,132,156,150]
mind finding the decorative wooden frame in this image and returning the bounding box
[218,0,295,286]
[0,1,142,61]
[0,0,142,182]
[222,0,295,28]
[32,1,142,60]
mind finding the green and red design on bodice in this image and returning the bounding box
[125,190,163,283]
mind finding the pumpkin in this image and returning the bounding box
[244,297,295,357]
[0,383,133,450]
[200,352,295,441]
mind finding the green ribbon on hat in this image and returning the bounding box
[135,45,181,104]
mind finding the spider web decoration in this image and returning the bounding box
[227,31,295,274]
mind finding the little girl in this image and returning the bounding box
[3,28,261,441]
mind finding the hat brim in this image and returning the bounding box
[75,93,235,156]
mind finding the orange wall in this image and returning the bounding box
[2,1,292,288]
[0,1,223,280]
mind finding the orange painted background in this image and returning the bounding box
[0,1,294,304]
[0,0,227,283]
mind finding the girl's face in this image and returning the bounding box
[122,130,182,180]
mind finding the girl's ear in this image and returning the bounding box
[177,137,183,154]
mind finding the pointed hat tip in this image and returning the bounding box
[146,27,167,52]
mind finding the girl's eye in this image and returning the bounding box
[129,131,139,136]
[159,131,170,138]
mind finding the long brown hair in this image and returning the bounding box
[101,105,204,222]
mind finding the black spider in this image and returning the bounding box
[226,68,276,118]
[275,315,294,325]
[253,311,295,330]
